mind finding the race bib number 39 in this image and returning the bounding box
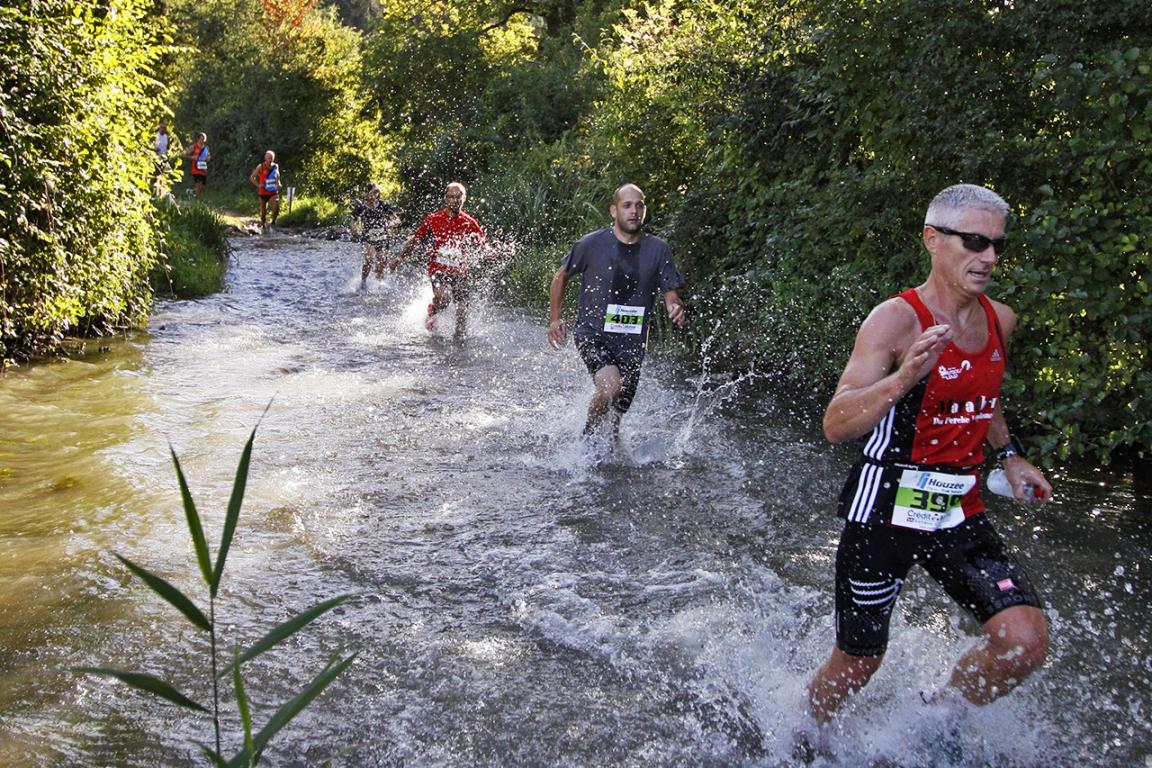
[891,469,975,531]
[604,304,645,334]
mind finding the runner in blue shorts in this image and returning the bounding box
[548,184,687,441]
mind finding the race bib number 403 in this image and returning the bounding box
[604,304,645,334]
[891,469,975,531]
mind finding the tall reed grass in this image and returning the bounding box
[77,415,356,766]
[151,202,231,299]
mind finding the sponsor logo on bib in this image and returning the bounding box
[604,304,645,334]
[937,359,972,380]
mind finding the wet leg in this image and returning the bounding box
[807,647,884,724]
[373,246,386,279]
[454,299,468,340]
[943,605,1048,705]
[426,281,451,330]
[584,365,622,435]
[361,245,373,283]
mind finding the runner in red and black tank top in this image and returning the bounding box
[841,288,1006,524]
[807,184,1052,727]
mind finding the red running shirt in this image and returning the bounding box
[412,210,486,276]
[861,289,1006,470]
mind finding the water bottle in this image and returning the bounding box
[986,468,1035,501]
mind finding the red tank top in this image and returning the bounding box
[413,209,486,276]
[861,289,1006,469]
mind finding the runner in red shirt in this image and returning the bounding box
[391,182,488,339]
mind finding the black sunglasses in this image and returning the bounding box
[927,224,1007,254]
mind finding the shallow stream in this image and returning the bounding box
[0,234,1148,766]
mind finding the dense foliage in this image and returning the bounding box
[0,0,169,363]
[164,0,390,200]
[4,0,1147,461]
[375,0,1148,463]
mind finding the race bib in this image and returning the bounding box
[604,304,645,334]
[196,160,208,171]
[890,469,974,531]
[434,246,463,269]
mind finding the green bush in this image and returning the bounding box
[0,0,171,364]
[152,203,231,298]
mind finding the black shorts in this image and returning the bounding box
[429,271,470,303]
[574,334,645,414]
[834,514,1043,657]
[192,173,207,186]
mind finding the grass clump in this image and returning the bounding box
[275,193,347,229]
[152,203,231,299]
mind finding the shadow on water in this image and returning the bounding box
[0,231,1148,766]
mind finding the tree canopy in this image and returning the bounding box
[3,0,1148,462]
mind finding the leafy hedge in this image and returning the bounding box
[471,0,1149,463]
[0,0,169,363]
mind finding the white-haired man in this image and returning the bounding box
[392,182,487,339]
[806,183,1052,727]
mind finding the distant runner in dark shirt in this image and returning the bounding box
[353,183,400,284]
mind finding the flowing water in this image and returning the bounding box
[0,234,1148,767]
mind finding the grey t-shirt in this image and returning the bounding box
[561,228,684,343]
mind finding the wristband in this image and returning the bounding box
[994,434,1025,463]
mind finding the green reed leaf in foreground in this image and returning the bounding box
[218,594,353,678]
[74,668,208,713]
[196,744,231,768]
[213,422,258,598]
[170,445,215,588]
[229,651,359,767]
[233,651,255,768]
[115,553,211,632]
[81,413,355,765]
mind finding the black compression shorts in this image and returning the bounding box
[834,514,1043,657]
[574,334,644,414]
[430,271,470,304]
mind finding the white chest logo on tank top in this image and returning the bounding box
[937,359,972,380]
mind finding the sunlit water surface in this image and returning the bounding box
[1,235,1148,767]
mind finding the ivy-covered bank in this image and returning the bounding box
[1,0,168,362]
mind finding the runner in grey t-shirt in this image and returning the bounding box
[548,184,687,442]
